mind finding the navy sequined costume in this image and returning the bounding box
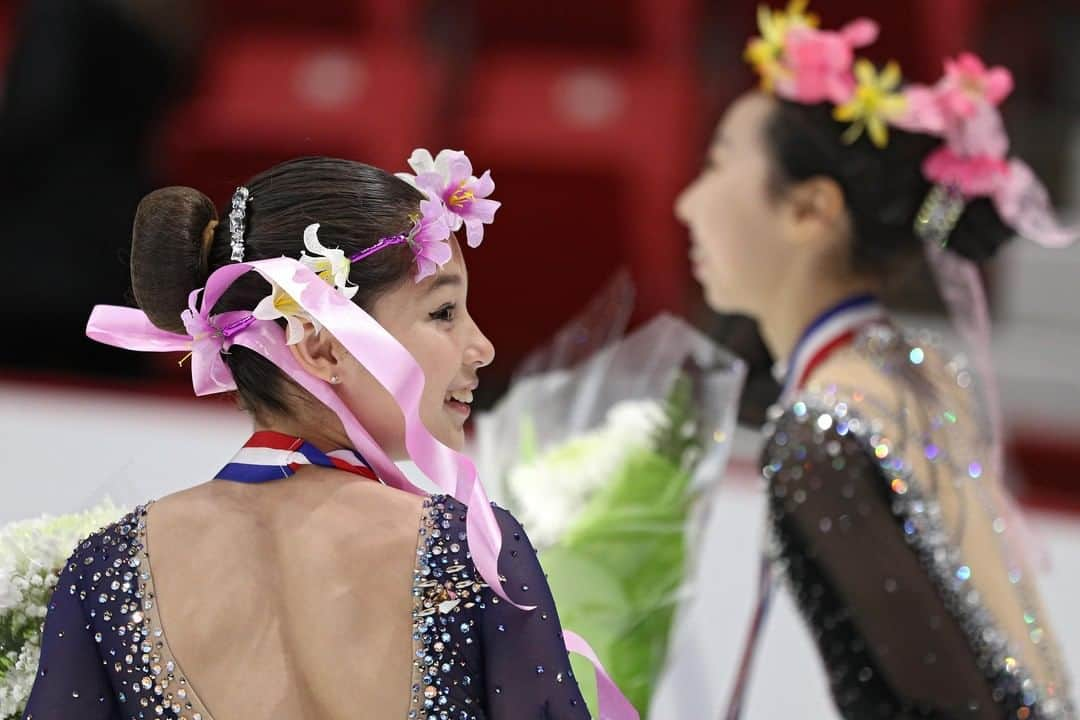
[21,496,591,719]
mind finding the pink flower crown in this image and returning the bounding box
[746,0,1077,248]
[251,149,501,345]
[362,148,501,281]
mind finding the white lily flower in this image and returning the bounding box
[253,282,310,345]
[397,148,463,180]
[299,223,358,300]
[394,148,468,205]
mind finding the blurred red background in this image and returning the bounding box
[1,0,1077,504]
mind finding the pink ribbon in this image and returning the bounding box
[564,630,641,720]
[925,241,1050,573]
[87,257,638,719]
[896,64,1079,249]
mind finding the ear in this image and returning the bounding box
[288,322,345,383]
[781,174,846,252]
[786,176,846,233]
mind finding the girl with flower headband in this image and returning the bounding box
[666,2,1076,718]
[20,154,637,719]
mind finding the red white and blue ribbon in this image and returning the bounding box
[779,293,886,403]
[217,431,378,484]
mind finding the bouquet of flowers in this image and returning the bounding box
[473,293,745,715]
[0,501,127,719]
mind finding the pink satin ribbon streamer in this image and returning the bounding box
[924,242,1050,573]
[86,256,638,719]
[564,630,641,720]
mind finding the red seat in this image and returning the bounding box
[162,34,440,206]
[470,0,700,59]
[452,53,702,365]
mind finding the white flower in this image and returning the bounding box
[396,149,464,191]
[0,559,19,613]
[506,399,665,548]
[252,282,309,345]
[299,223,358,300]
[0,499,127,718]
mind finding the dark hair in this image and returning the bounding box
[763,100,1013,271]
[130,157,422,418]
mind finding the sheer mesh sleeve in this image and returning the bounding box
[479,507,591,720]
[764,407,1006,719]
[21,557,119,719]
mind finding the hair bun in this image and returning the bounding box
[131,187,218,334]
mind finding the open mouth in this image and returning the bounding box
[445,387,474,418]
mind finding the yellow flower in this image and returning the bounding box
[833,59,908,148]
[744,0,820,90]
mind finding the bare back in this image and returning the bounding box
[144,470,426,719]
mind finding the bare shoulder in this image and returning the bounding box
[807,344,902,413]
[147,470,429,552]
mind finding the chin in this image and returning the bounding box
[432,427,466,452]
[703,286,736,313]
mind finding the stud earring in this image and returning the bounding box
[329,375,341,385]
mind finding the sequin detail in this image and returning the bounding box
[762,325,1074,719]
[59,505,213,719]
[409,497,487,719]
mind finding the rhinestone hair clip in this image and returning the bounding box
[228,186,251,262]
[914,184,967,247]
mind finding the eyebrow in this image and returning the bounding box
[425,273,464,294]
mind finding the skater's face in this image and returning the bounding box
[290,236,495,457]
[676,92,786,315]
[675,91,849,318]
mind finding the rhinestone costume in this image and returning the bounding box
[21,496,589,719]
[763,323,1074,719]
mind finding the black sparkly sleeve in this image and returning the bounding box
[479,507,591,720]
[765,410,1000,719]
[22,550,119,719]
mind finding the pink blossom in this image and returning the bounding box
[894,84,947,135]
[922,147,1010,197]
[410,198,453,282]
[776,19,878,105]
[942,100,1010,160]
[397,149,501,248]
[939,52,1013,118]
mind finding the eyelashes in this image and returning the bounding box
[429,303,456,323]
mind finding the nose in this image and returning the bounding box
[674,177,698,226]
[465,316,495,369]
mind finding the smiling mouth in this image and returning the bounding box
[445,387,474,419]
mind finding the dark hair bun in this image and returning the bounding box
[131,187,218,334]
[942,196,1012,262]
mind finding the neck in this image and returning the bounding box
[757,272,879,365]
[253,413,350,456]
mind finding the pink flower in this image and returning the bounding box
[410,197,453,283]
[397,149,501,248]
[776,19,878,105]
[922,147,1010,197]
[939,52,1013,118]
[942,100,1010,160]
[894,84,947,135]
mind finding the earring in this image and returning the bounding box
[329,375,341,385]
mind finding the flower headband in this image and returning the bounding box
[86,152,637,720]
[745,2,1078,249]
[243,149,500,344]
